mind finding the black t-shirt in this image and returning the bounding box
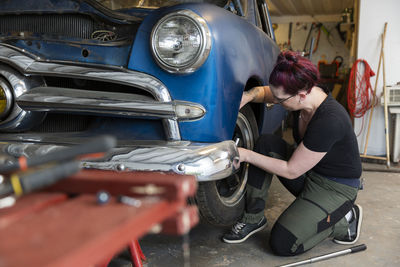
[293,94,362,178]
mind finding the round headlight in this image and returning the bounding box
[0,78,13,121]
[151,10,211,73]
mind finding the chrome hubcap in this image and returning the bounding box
[217,112,254,206]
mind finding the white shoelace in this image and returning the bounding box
[232,222,246,234]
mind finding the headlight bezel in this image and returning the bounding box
[150,10,211,74]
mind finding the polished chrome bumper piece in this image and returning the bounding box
[85,140,239,181]
[0,139,239,182]
[17,87,206,120]
[0,44,183,140]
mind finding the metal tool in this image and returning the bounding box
[0,135,117,198]
[277,244,367,267]
[0,135,116,174]
[0,161,80,198]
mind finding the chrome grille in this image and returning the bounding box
[0,14,94,39]
[31,114,94,132]
[43,76,155,98]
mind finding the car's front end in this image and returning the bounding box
[0,40,239,183]
[0,0,282,225]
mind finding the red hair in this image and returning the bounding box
[269,51,319,95]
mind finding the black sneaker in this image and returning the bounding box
[222,217,267,244]
[333,204,363,245]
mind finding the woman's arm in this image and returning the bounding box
[240,86,274,109]
[238,142,326,179]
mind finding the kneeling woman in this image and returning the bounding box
[223,51,363,256]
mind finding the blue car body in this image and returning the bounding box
[0,0,284,143]
[128,3,283,142]
[0,0,285,225]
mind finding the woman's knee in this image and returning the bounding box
[269,222,305,256]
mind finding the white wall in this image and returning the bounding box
[355,0,400,156]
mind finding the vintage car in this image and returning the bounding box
[0,0,284,226]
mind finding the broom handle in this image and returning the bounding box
[363,22,387,155]
[382,28,390,167]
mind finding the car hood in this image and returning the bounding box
[0,0,144,23]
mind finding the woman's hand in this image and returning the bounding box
[233,147,250,169]
[237,147,249,163]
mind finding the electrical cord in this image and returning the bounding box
[347,59,376,119]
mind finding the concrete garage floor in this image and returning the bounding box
[138,166,400,267]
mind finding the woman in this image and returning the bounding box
[222,51,363,256]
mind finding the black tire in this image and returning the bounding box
[195,105,259,226]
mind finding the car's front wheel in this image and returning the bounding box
[195,105,259,226]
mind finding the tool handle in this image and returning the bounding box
[0,135,116,173]
[19,161,80,194]
[28,135,116,166]
[350,244,367,253]
[0,161,81,197]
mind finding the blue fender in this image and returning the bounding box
[128,3,282,142]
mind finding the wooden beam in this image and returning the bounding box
[286,0,300,14]
[303,0,315,14]
[360,154,387,160]
[271,14,342,24]
[270,0,289,15]
[267,0,283,16]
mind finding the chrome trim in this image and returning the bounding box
[0,132,189,146]
[163,119,181,141]
[0,139,240,182]
[150,10,212,74]
[237,112,254,149]
[17,87,206,120]
[0,44,182,140]
[0,44,171,101]
[0,64,46,131]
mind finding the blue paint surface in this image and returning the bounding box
[127,3,282,142]
[11,40,132,66]
[0,0,285,142]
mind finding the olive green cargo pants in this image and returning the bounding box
[242,135,358,256]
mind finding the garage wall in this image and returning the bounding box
[355,0,400,156]
[273,22,351,69]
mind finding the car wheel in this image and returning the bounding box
[195,105,258,226]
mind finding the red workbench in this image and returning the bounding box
[0,170,198,267]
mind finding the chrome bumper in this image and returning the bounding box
[0,137,239,182]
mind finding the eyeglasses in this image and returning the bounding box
[275,94,296,104]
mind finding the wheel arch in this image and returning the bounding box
[244,76,265,136]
